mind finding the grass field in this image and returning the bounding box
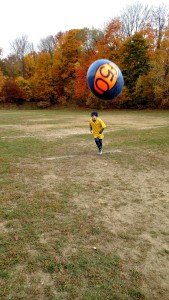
[0,109,169,300]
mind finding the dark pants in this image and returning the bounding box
[95,138,102,150]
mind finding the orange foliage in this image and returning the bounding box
[33,52,54,104]
[97,18,123,64]
[16,76,33,101]
[1,12,169,108]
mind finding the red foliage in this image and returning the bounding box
[2,78,25,102]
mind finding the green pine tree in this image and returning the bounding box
[121,32,150,104]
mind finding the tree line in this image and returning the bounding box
[0,2,169,109]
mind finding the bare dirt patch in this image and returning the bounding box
[0,221,9,233]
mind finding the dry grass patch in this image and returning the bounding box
[0,109,169,300]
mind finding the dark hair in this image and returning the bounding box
[91,111,98,117]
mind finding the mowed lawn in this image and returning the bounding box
[0,109,169,300]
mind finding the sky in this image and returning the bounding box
[0,0,168,58]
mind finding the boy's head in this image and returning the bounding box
[91,111,98,121]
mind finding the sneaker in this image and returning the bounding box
[99,149,102,155]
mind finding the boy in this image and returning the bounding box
[89,111,106,155]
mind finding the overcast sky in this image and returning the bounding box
[0,0,168,57]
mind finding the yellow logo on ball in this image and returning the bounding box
[94,63,118,94]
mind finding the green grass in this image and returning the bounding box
[0,109,169,299]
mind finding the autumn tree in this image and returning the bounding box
[97,18,123,63]
[52,29,85,104]
[0,69,5,100]
[16,76,33,101]
[73,27,107,105]
[32,52,54,107]
[1,78,25,104]
[24,52,36,78]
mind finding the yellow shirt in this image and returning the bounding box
[89,118,106,139]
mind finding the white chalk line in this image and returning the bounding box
[45,150,123,160]
[104,150,122,154]
[46,155,76,160]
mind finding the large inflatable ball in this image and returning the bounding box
[87,59,124,100]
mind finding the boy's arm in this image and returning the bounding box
[99,128,104,134]
[89,121,93,132]
[99,119,106,134]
